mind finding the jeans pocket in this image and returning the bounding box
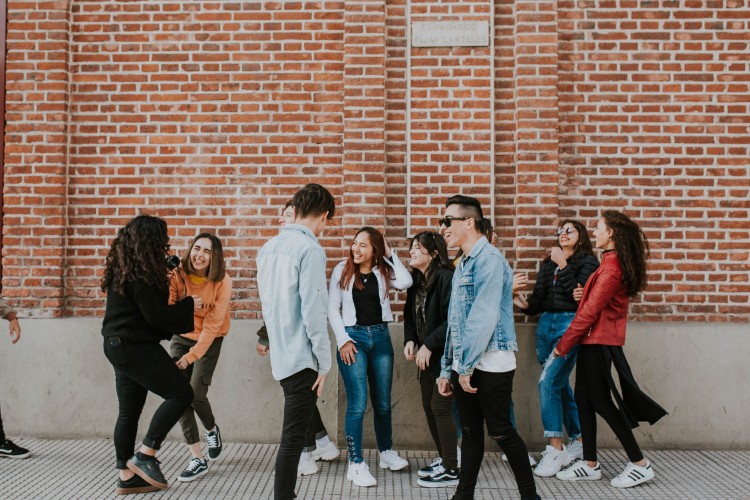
[104,338,130,366]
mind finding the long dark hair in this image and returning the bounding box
[602,210,649,297]
[409,231,455,290]
[101,215,171,294]
[181,233,226,282]
[557,219,594,261]
[339,227,390,293]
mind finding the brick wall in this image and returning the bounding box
[3,0,748,322]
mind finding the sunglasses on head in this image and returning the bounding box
[439,216,470,228]
[556,227,576,236]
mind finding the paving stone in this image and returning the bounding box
[0,439,747,499]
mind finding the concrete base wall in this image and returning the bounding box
[1,319,746,452]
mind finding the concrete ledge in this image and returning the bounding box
[1,319,747,450]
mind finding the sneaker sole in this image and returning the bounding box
[126,460,169,490]
[417,478,459,488]
[350,478,377,487]
[557,474,602,481]
[417,470,434,478]
[379,461,409,471]
[313,451,340,461]
[0,452,31,459]
[116,485,160,495]
[534,466,565,477]
[177,468,209,483]
[611,474,654,488]
[297,466,319,476]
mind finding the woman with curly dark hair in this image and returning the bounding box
[553,211,667,489]
[101,215,202,495]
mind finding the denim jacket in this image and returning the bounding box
[257,224,332,381]
[440,236,517,379]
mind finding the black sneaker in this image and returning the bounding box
[127,452,168,489]
[418,457,442,478]
[206,425,223,460]
[0,439,30,459]
[417,466,459,488]
[178,457,209,482]
[116,474,160,495]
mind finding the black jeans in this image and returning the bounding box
[275,368,319,500]
[0,403,5,442]
[103,338,194,469]
[420,370,458,469]
[452,369,537,500]
[575,344,644,463]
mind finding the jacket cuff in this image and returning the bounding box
[184,351,198,364]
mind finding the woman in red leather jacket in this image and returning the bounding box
[553,211,666,489]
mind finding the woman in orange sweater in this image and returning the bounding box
[169,233,232,482]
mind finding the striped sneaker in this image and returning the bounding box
[610,460,654,488]
[556,460,602,481]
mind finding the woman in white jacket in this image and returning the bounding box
[329,227,412,487]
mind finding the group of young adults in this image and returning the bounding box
[91,182,666,499]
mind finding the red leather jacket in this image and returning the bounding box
[555,251,629,357]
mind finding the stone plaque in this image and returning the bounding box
[411,21,489,48]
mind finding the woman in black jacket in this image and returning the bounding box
[403,231,458,488]
[514,219,599,478]
[101,215,202,495]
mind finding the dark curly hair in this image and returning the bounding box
[101,215,171,295]
[602,210,649,297]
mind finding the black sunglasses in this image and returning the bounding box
[439,216,470,228]
[556,227,576,236]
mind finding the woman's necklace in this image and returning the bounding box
[361,271,373,283]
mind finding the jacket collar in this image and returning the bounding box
[282,223,319,243]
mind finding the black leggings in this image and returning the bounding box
[104,338,194,469]
[575,344,643,463]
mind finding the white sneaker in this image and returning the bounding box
[347,461,377,487]
[534,445,571,477]
[297,455,318,476]
[610,460,655,488]
[312,441,339,461]
[379,449,409,471]
[567,439,583,461]
[418,457,442,478]
[502,453,537,466]
[556,460,602,481]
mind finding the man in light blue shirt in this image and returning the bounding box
[256,183,335,500]
[437,195,539,500]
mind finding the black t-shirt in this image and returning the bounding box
[352,273,383,326]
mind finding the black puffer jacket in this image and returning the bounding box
[403,268,453,379]
[522,254,599,316]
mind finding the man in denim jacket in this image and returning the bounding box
[257,184,335,500]
[437,195,539,500]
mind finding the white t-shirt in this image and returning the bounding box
[452,349,516,374]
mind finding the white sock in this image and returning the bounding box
[301,451,313,462]
[316,435,331,448]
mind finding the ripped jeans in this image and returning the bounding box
[337,324,394,463]
[451,369,537,500]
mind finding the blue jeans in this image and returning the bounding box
[536,311,580,440]
[337,324,394,463]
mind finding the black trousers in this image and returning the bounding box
[0,403,5,442]
[275,368,319,500]
[103,338,194,469]
[452,370,537,500]
[420,370,458,470]
[575,344,644,463]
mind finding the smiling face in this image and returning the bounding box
[279,205,295,226]
[409,240,433,273]
[593,218,614,250]
[558,222,580,250]
[189,237,213,277]
[440,204,469,249]
[351,231,374,268]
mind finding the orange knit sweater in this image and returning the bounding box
[169,269,232,364]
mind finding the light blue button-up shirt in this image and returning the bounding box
[257,224,332,381]
[440,236,518,379]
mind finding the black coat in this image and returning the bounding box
[523,253,599,316]
[404,268,453,378]
[101,281,195,343]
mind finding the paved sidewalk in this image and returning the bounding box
[0,439,748,499]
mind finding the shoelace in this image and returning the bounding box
[429,457,442,468]
[206,433,219,448]
[186,458,203,472]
